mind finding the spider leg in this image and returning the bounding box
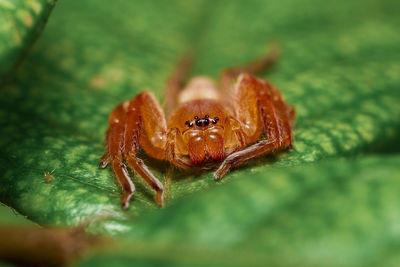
[219,44,280,93]
[99,154,110,168]
[99,129,111,168]
[123,92,167,207]
[215,73,294,180]
[163,54,193,114]
[125,156,164,206]
[101,93,167,209]
[102,102,136,209]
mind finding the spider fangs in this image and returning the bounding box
[100,46,295,209]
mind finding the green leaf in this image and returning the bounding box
[0,0,400,264]
[75,156,400,266]
[0,203,35,226]
[0,0,56,81]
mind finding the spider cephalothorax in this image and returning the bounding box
[100,47,295,209]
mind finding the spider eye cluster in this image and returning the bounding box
[185,115,219,127]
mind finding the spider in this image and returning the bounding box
[99,47,295,209]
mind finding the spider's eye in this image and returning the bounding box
[194,116,199,119]
[204,119,209,126]
[212,117,219,124]
[195,119,202,127]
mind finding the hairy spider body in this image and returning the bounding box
[100,47,295,209]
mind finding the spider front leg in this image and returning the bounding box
[215,73,295,179]
[100,92,167,209]
[100,102,136,208]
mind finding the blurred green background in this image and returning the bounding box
[1,0,400,265]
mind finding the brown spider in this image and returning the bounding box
[100,47,295,209]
